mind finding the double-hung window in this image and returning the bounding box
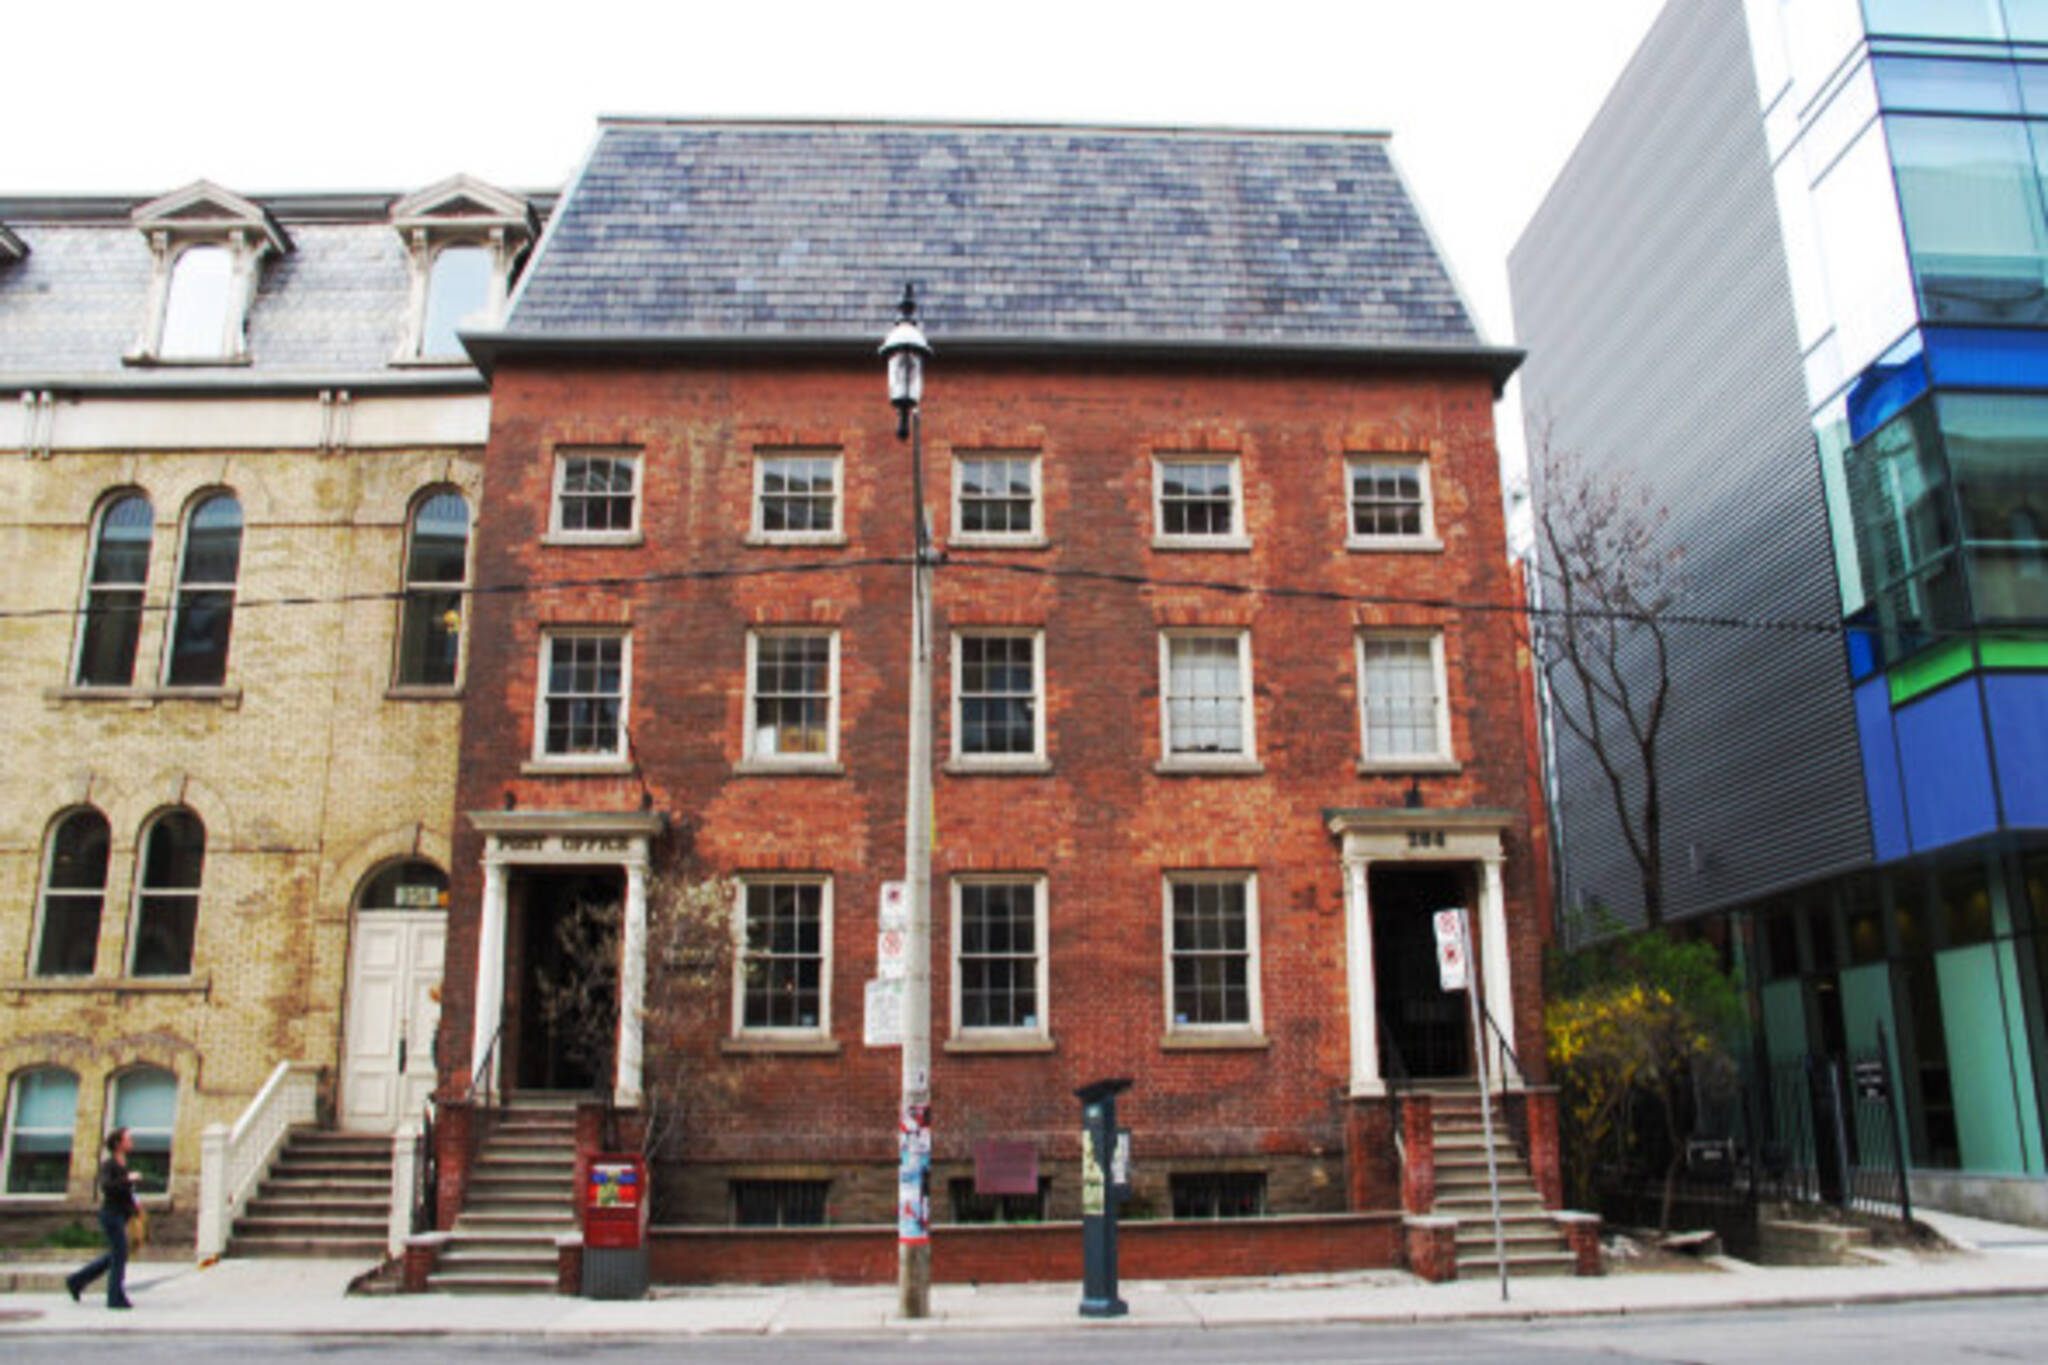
[74,493,153,687]
[735,878,831,1036]
[953,631,1045,765]
[1346,456,1438,548]
[753,451,842,542]
[109,1068,177,1196]
[535,632,629,762]
[395,489,470,688]
[952,877,1047,1040]
[953,453,1041,544]
[164,492,242,687]
[132,808,204,977]
[550,450,640,541]
[1154,456,1246,547]
[34,808,110,977]
[1164,874,1261,1036]
[1160,631,1255,766]
[1357,633,1453,767]
[3,1068,78,1196]
[745,631,838,765]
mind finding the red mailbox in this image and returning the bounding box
[583,1153,648,1250]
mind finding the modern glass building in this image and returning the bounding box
[1514,0,2048,1221]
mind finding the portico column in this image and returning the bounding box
[615,857,649,1108]
[1477,855,1517,1091]
[1343,855,1385,1096]
[471,858,508,1104]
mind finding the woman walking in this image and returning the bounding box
[65,1127,138,1309]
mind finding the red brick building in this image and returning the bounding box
[438,121,1546,1259]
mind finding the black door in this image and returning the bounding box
[512,868,623,1093]
[1371,865,1472,1080]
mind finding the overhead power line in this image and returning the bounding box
[0,551,1858,638]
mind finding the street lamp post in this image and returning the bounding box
[881,284,936,1319]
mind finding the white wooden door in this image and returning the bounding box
[340,911,446,1133]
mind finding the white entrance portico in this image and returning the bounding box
[467,810,665,1107]
[1327,808,1519,1097]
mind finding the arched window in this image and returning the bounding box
[165,493,242,687]
[4,1067,78,1195]
[108,1068,176,1196]
[74,493,153,687]
[359,859,450,911]
[34,808,111,977]
[132,809,204,977]
[395,490,469,688]
[421,246,492,359]
[160,245,233,359]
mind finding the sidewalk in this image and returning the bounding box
[4,1215,2048,1338]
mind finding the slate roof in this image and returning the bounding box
[0,192,550,388]
[501,121,1497,362]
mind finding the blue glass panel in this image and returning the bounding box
[1847,610,1885,676]
[1987,672,2048,825]
[1896,678,2001,850]
[1864,1,2005,40]
[1874,55,2022,113]
[1855,675,1913,861]
[1923,323,2048,386]
[1847,331,1931,441]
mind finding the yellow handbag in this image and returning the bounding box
[126,1204,148,1250]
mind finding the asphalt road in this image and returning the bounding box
[9,1296,2048,1364]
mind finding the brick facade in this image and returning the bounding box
[442,352,1547,1234]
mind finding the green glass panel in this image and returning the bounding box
[1936,944,2028,1172]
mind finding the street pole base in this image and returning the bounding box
[898,1242,931,1320]
[1079,1297,1128,1318]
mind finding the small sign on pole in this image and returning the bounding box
[1433,908,1472,992]
[864,977,903,1047]
[880,881,908,932]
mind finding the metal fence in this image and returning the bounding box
[1592,1023,1912,1253]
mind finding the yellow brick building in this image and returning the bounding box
[0,180,540,1243]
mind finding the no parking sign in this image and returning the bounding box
[1433,908,1471,992]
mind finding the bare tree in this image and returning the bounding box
[536,848,739,1181]
[1530,427,1681,928]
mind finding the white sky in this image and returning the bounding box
[7,0,1665,479]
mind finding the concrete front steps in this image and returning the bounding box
[1424,1088,1576,1279]
[229,1129,391,1259]
[428,1091,580,1295]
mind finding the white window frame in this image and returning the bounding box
[32,807,111,979]
[950,875,1050,1044]
[388,175,538,366]
[547,448,643,544]
[107,1066,177,1202]
[1152,455,1249,550]
[129,807,204,979]
[1158,630,1258,770]
[392,486,472,691]
[742,629,841,769]
[1356,631,1456,770]
[532,630,632,765]
[2,1066,79,1199]
[1161,872,1263,1040]
[160,490,242,689]
[950,630,1047,768]
[71,490,155,690]
[750,450,844,545]
[951,452,1044,546]
[125,183,288,367]
[731,876,834,1040]
[1345,455,1441,550]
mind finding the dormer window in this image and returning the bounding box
[126,181,290,367]
[389,175,538,365]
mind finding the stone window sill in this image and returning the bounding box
[542,531,644,548]
[519,759,638,777]
[1161,1028,1269,1051]
[733,759,845,777]
[45,686,241,709]
[385,685,463,702]
[949,535,1050,551]
[3,973,211,995]
[944,758,1052,776]
[720,1036,841,1056]
[944,1035,1054,1054]
[1155,758,1264,777]
[1151,536,1252,553]
[1356,757,1462,776]
[1347,536,1445,554]
[744,533,848,549]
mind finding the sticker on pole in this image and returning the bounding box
[880,881,908,932]
[1433,908,1472,992]
[864,978,904,1047]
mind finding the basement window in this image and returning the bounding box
[948,1177,1050,1224]
[731,1179,828,1227]
[1169,1171,1266,1219]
